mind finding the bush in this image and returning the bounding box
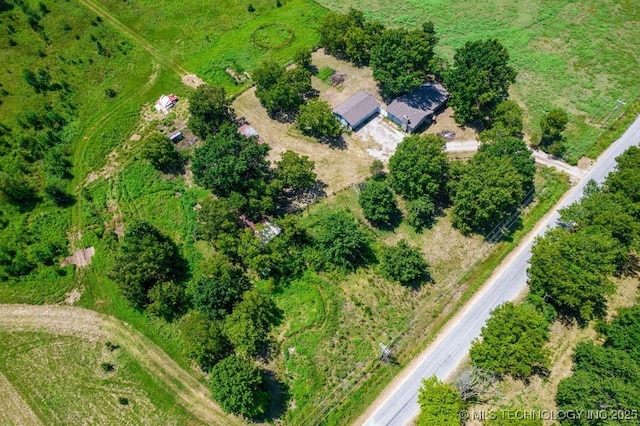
[209,355,269,418]
[380,240,430,286]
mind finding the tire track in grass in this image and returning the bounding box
[75,0,187,77]
[0,371,43,426]
[0,304,246,426]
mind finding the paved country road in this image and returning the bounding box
[359,116,640,426]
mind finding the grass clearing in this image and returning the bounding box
[0,330,204,426]
[278,166,570,423]
[93,0,327,93]
[315,0,640,163]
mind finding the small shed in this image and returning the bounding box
[333,92,380,131]
[155,94,178,114]
[386,83,449,133]
[169,131,183,143]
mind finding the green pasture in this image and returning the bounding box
[94,0,327,93]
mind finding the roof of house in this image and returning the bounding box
[386,82,449,129]
[333,92,380,127]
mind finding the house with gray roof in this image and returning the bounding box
[333,92,380,131]
[386,82,449,133]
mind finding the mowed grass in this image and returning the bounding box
[315,0,640,163]
[0,330,203,426]
[94,0,327,93]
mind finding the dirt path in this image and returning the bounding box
[75,0,187,77]
[0,371,43,426]
[0,305,245,426]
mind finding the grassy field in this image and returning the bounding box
[315,0,640,164]
[93,0,327,93]
[0,330,203,425]
[276,166,570,424]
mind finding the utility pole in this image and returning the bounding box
[601,99,625,128]
[589,98,610,123]
[379,342,391,363]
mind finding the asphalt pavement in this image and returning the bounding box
[361,116,640,425]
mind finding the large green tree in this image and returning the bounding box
[451,155,524,234]
[606,146,640,203]
[470,302,550,379]
[539,107,568,155]
[370,24,438,98]
[476,136,535,194]
[188,255,251,320]
[311,209,372,272]
[297,99,342,139]
[188,85,234,139]
[318,9,383,65]
[527,226,622,323]
[209,355,269,418]
[180,310,232,372]
[445,39,516,125]
[254,61,312,117]
[224,288,282,356]
[108,221,186,309]
[358,178,399,227]
[140,132,181,171]
[379,240,430,286]
[388,134,449,201]
[275,150,316,192]
[192,125,270,197]
[416,376,465,426]
[479,99,523,141]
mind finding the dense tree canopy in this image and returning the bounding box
[370,24,437,98]
[527,227,622,324]
[318,9,384,65]
[311,209,372,272]
[188,85,234,139]
[479,100,523,141]
[388,134,448,201]
[192,125,270,197]
[470,302,550,379]
[108,221,186,309]
[476,136,535,194]
[556,342,640,425]
[451,155,524,234]
[188,255,251,320]
[140,132,181,171]
[181,310,231,372]
[275,150,317,192]
[445,39,516,125]
[606,146,640,203]
[209,355,269,418]
[297,99,342,139]
[406,197,436,231]
[416,376,465,426]
[254,60,312,117]
[224,288,282,356]
[379,240,430,286]
[358,178,398,227]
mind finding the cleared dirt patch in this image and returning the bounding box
[0,371,43,426]
[61,247,95,268]
[182,74,205,89]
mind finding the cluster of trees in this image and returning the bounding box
[253,58,313,119]
[107,220,282,418]
[319,9,438,98]
[465,146,640,385]
[189,84,318,221]
[375,132,534,236]
[556,305,640,424]
[416,376,466,426]
[470,301,550,379]
[252,53,343,141]
[528,146,640,325]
